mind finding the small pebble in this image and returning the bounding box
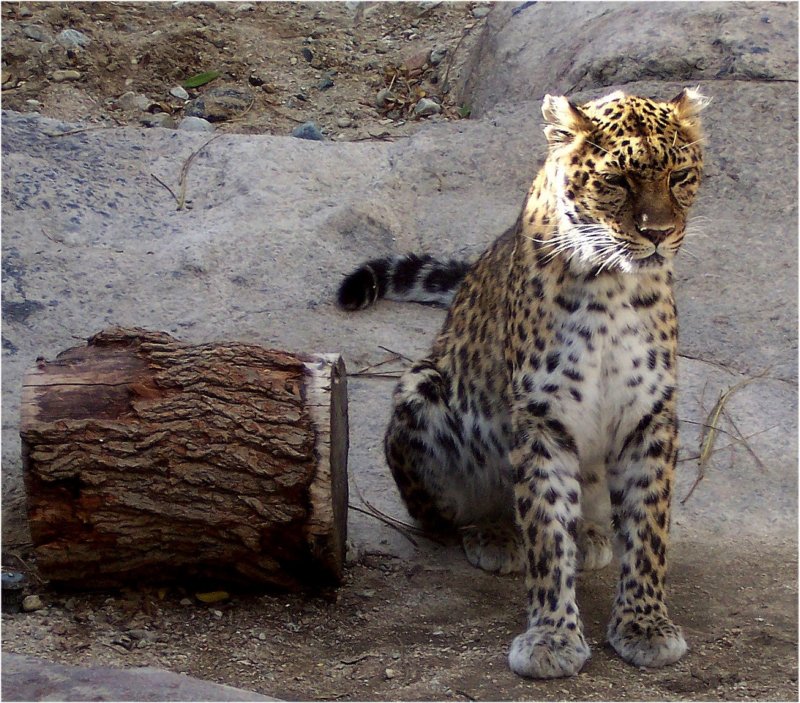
[413,97,441,117]
[430,45,448,65]
[51,69,81,82]
[23,25,48,42]
[184,85,253,122]
[375,88,396,108]
[1,572,27,614]
[385,668,396,679]
[211,609,223,618]
[258,632,267,641]
[127,628,158,641]
[301,47,313,62]
[291,121,324,141]
[178,116,215,132]
[112,634,133,650]
[403,49,430,72]
[180,597,193,606]
[337,116,352,128]
[56,28,90,48]
[317,74,334,90]
[472,5,491,18]
[22,595,43,612]
[140,112,176,129]
[234,2,254,12]
[169,85,189,100]
[118,91,150,111]
[17,5,33,17]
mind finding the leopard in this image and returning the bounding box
[337,88,709,678]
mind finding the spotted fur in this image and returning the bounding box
[339,88,708,678]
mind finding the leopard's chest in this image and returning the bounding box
[523,278,676,463]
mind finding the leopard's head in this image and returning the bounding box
[541,88,709,274]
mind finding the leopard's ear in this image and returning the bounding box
[671,87,710,142]
[541,94,594,147]
[670,87,712,119]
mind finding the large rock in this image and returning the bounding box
[459,2,797,116]
[2,653,276,701]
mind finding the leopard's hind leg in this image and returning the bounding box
[385,360,521,573]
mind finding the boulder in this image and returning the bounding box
[2,653,276,701]
[458,2,797,116]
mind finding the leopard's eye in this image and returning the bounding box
[669,168,693,187]
[602,173,627,189]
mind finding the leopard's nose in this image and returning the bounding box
[636,224,675,245]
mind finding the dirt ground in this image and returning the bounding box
[1,1,482,138]
[2,2,798,701]
[2,536,797,701]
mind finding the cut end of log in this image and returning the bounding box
[20,328,349,590]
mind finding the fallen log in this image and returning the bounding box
[20,327,348,589]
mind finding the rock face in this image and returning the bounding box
[458,2,797,116]
[0,3,797,697]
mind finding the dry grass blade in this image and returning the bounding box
[377,345,414,364]
[350,346,412,378]
[678,352,737,375]
[351,478,443,546]
[681,367,771,504]
[348,505,419,547]
[355,353,402,375]
[677,424,778,465]
[721,408,769,472]
[44,125,105,137]
[150,173,180,206]
[177,133,224,210]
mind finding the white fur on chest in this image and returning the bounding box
[533,276,673,465]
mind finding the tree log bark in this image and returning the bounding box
[20,327,349,589]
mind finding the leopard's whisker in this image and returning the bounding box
[679,137,706,150]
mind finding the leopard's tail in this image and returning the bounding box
[337,254,471,310]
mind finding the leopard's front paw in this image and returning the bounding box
[461,524,523,575]
[607,611,687,668]
[508,625,590,678]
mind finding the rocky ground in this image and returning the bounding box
[1,1,486,139]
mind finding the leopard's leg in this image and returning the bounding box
[507,403,589,679]
[385,360,521,574]
[577,465,613,572]
[606,403,687,668]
